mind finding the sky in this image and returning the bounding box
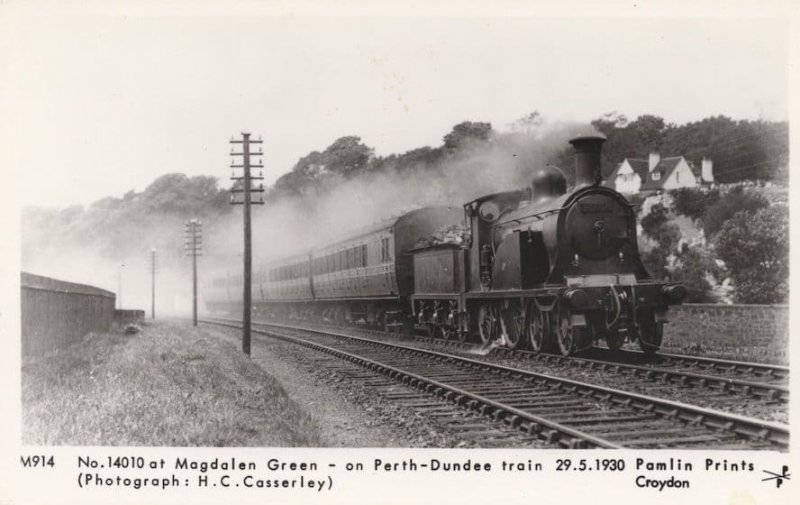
[2,1,793,209]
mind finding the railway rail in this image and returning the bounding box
[249,319,788,403]
[418,335,789,403]
[202,317,788,450]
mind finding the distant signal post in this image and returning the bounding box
[184,219,203,326]
[230,132,265,356]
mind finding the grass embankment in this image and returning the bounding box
[21,321,321,446]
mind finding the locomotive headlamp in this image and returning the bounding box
[564,288,591,309]
[662,284,687,304]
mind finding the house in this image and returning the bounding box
[608,152,714,193]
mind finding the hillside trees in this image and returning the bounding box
[591,113,788,183]
[443,121,493,150]
[271,136,375,200]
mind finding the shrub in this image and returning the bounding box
[670,187,720,221]
[714,205,788,304]
[641,247,669,280]
[640,203,670,240]
[670,247,720,302]
[702,189,768,237]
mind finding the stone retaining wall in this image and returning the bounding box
[663,303,788,351]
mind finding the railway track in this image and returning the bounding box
[250,320,788,404]
[202,318,789,450]
[419,336,789,403]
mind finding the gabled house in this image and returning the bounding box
[608,152,714,194]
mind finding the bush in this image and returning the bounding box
[641,247,669,280]
[670,187,720,221]
[670,247,720,302]
[640,203,670,240]
[714,205,788,304]
[702,189,768,237]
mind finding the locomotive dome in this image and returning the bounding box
[530,165,566,202]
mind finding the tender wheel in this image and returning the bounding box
[477,304,499,345]
[527,303,551,353]
[437,323,454,341]
[374,310,386,331]
[455,312,469,343]
[500,301,527,349]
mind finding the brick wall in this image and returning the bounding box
[21,272,116,357]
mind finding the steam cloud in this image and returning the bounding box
[22,119,591,315]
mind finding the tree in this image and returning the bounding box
[509,111,544,135]
[670,187,720,221]
[443,121,493,150]
[321,136,374,177]
[640,203,670,241]
[627,114,667,153]
[714,205,788,304]
[702,188,769,237]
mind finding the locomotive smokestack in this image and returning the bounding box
[569,134,607,188]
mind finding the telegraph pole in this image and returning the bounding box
[118,264,124,310]
[184,219,203,326]
[230,133,264,356]
[149,248,158,319]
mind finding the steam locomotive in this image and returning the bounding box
[205,134,686,355]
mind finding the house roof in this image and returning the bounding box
[626,159,650,180]
[640,156,687,191]
[608,158,649,189]
[611,155,702,192]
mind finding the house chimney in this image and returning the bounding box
[701,157,713,183]
[648,152,661,171]
[569,134,606,188]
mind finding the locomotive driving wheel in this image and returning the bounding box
[637,315,664,355]
[527,304,550,353]
[604,331,625,351]
[556,309,590,357]
[556,313,576,356]
[477,304,499,345]
[500,301,527,349]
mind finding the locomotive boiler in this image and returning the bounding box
[411,134,686,355]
